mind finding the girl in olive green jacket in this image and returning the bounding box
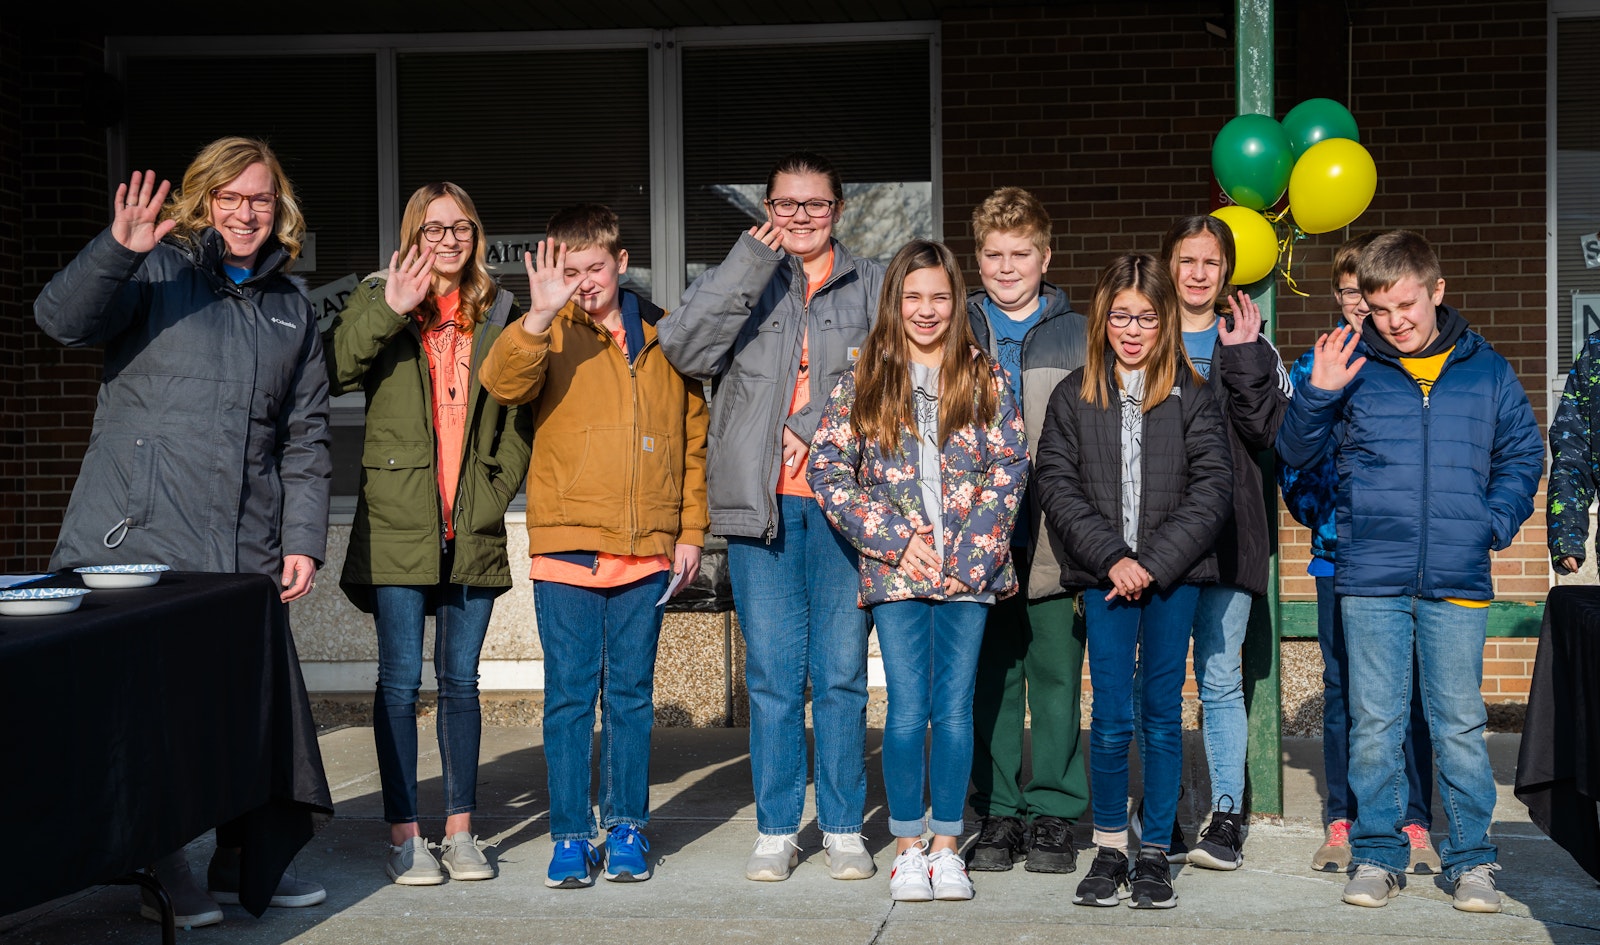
[323,182,532,887]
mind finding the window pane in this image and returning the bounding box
[396,48,653,292]
[681,40,933,283]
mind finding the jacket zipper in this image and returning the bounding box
[1384,344,1464,593]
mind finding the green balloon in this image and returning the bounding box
[1282,98,1360,159]
[1211,114,1294,211]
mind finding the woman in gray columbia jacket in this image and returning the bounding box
[35,137,331,928]
[657,152,883,882]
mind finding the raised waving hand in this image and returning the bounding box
[383,244,435,315]
[522,239,583,334]
[1309,324,1367,392]
[111,170,175,254]
[1217,290,1264,346]
[748,220,787,254]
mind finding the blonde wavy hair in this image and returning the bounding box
[397,182,494,331]
[162,136,305,260]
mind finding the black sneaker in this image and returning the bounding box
[1129,799,1189,864]
[968,814,1026,871]
[1024,815,1078,873]
[1072,847,1130,907]
[1128,847,1177,908]
[1187,809,1245,871]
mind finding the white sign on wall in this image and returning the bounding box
[485,233,543,277]
[309,273,360,332]
[1573,291,1600,360]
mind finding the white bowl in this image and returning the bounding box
[74,564,170,589]
[0,586,91,616]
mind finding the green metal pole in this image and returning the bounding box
[1235,0,1284,819]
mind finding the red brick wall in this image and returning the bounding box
[9,31,111,570]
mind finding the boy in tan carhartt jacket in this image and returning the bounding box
[479,203,708,889]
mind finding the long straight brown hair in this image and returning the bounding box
[1080,253,1198,412]
[851,240,998,449]
[397,182,494,332]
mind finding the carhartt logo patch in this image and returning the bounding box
[848,346,861,362]
[642,436,655,452]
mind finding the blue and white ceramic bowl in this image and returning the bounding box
[0,586,91,616]
[74,564,169,589]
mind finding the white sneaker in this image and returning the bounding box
[928,848,975,901]
[822,832,876,879]
[745,832,800,881]
[889,840,933,902]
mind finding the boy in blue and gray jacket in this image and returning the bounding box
[1278,233,1436,876]
[1277,230,1542,914]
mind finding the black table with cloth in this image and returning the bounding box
[1515,584,1600,883]
[0,571,334,919]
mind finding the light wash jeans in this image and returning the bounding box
[1191,583,1252,813]
[727,495,869,835]
[872,598,989,837]
[1340,596,1496,879]
[533,572,669,841]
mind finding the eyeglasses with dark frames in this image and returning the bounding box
[1108,311,1161,330]
[765,198,837,217]
[211,190,278,212]
[421,222,477,242]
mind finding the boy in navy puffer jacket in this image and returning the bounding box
[1277,231,1542,914]
[1278,233,1437,876]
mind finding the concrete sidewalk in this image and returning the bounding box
[5,725,1598,944]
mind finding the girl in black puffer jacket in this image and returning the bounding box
[1033,254,1231,910]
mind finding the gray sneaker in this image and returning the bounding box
[745,832,800,881]
[822,832,876,880]
[439,832,495,881]
[1452,862,1503,913]
[1342,864,1401,907]
[386,836,446,886]
[141,852,223,928]
[208,847,326,907]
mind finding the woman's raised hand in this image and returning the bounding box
[383,244,434,315]
[111,170,175,253]
[522,239,582,334]
[1310,324,1367,392]
[749,221,786,254]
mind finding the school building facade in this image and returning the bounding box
[1,1,1592,724]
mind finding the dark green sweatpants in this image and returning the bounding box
[968,552,1089,822]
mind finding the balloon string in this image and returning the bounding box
[1279,230,1310,298]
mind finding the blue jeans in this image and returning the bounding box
[727,495,869,835]
[872,598,989,837]
[1085,584,1199,850]
[533,572,669,841]
[1341,596,1495,879]
[1191,584,1251,813]
[372,579,496,824]
[1316,576,1433,826]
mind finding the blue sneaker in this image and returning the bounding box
[603,824,652,882]
[545,839,600,889]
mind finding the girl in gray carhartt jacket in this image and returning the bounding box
[657,152,883,883]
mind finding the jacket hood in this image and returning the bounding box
[1360,302,1470,361]
[966,280,1076,322]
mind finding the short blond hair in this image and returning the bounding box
[971,187,1051,257]
[545,203,622,256]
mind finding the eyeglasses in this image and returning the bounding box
[765,198,838,217]
[1337,288,1363,303]
[1108,311,1161,329]
[211,190,277,212]
[421,222,477,242]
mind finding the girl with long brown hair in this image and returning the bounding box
[810,239,1029,903]
[1033,253,1231,910]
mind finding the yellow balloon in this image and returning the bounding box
[1289,138,1377,234]
[1210,205,1279,285]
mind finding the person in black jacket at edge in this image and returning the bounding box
[36,137,331,929]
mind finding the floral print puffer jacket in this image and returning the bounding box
[809,360,1029,607]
